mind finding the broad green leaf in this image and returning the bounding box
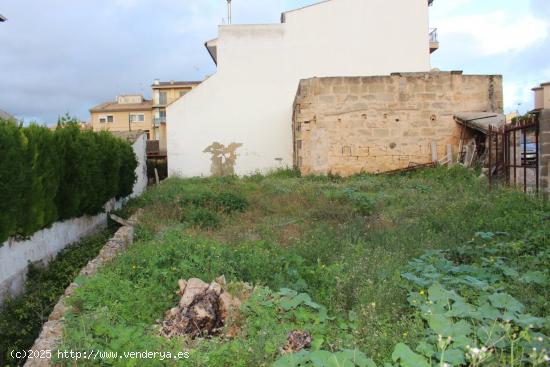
[273,351,309,367]
[428,315,471,338]
[415,341,436,358]
[427,314,453,336]
[428,283,462,303]
[280,293,312,310]
[279,288,298,297]
[519,271,548,285]
[451,335,475,349]
[311,336,325,351]
[310,350,335,367]
[446,301,476,317]
[514,314,547,328]
[401,272,431,287]
[475,302,503,320]
[391,343,430,367]
[488,292,524,313]
[437,348,466,365]
[477,324,509,349]
[420,301,447,316]
[407,292,425,307]
[339,349,376,367]
[475,232,495,240]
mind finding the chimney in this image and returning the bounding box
[153,79,160,85]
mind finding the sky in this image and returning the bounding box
[0,0,549,124]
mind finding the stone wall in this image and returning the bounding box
[292,71,503,176]
[540,109,550,197]
[24,212,141,367]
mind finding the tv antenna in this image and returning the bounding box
[227,0,232,24]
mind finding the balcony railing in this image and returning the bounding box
[146,140,160,156]
[154,117,166,125]
[429,28,438,43]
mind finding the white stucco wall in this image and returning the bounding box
[168,0,431,176]
[130,133,148,198]
[0,133,147,302]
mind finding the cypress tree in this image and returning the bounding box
[18,125,60,237]
[0,120,26,243]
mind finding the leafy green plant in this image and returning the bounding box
[399,230,550,366]
[180,190,248,214]
[324,188,378,216]
[56,166,550,366]
[183,207,220,229]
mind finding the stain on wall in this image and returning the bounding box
[203,142,243,176]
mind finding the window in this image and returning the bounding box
[99,115,114,123]
[159,92,167,105]
[130,114,145,123]
[159,110,166,118]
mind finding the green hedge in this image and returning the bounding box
[0,116,137,244]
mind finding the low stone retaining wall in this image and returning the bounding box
[24,211,141,367]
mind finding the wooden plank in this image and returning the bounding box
[447,144,453,166]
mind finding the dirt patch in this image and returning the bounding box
[159,276,246,339]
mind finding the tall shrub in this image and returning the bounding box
[18,125,61,237]
[0,119,26,241]
[54,120,84,220]
[117,139,138,199]
[0,116,138,244]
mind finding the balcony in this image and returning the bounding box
[153,117,166,126]
[429,28,439,53]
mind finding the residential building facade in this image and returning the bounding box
[532,82,550,110]
[90,95,153,139]
[152,80,200,153]
[167,0,438,177]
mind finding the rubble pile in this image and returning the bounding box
[159,276,242,339]
[283,330,312,353]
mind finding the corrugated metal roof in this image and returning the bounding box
[454,112,505,133]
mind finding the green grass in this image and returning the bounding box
[58,167,549,366]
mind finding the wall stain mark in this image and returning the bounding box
[203,142,243,176]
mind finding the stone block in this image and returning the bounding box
[333,85,349,94]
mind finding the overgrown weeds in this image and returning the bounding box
[57,167,549,366]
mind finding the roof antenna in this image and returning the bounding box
[227,0,232,24]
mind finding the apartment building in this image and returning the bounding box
[152,80,201,153]
[532,82,550,110]
[90,95,153,139]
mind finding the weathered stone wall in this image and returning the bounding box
[293,71,503,175]
[24,212,141,367]
[540,109,550,197]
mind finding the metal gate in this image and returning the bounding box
[489,114,540,193]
